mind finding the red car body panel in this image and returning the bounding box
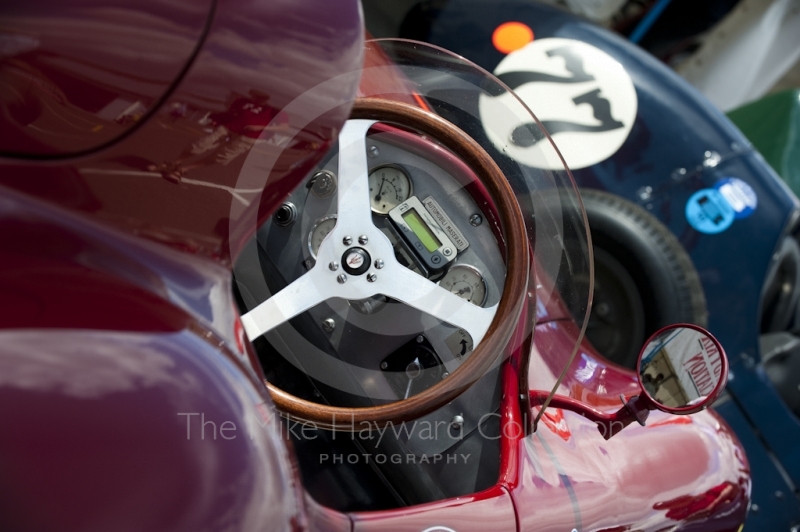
[341,318,749,531]
[0,0,212,156]
[526,320,749,530]
[0,0,750,530]
[0,0,362,263]
[0,188,307,531]
[351,486,516,532]
[0,0,361,530]
[527,331,748,530]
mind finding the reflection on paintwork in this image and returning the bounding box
[145,92,292,184]
[654,480,743,522]
[517,407,748,530]
[0,0,211,155]
[0,188,241,345]
[351,486,515,531]
[573,354,598,383]
[523,317,748,529]
[0,331,193,398]
[0,0,364,263]
[0,327,303,530]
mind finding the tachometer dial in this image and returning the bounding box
[439,265,487,306]
[368,164,412,214]
[308,215,337,258]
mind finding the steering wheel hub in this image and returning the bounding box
[342,247,371,275]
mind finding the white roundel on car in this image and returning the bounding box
[479,37,637,170]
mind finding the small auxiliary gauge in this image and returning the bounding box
[308,215,336,258]
[439,264,487,307]
[369,164,412,214]
[389,196,456,271]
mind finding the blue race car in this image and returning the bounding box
[364,0,800,527]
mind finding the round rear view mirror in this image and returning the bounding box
[637,324,728,414]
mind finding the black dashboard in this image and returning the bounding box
[232,122,508,508]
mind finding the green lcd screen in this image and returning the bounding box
[402,208,441,252]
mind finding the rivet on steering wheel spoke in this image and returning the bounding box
[374,259,384,269]
[367,273,377,282]
[358,235,368,245]
[328,261,339,271]
[343,236,353,245]
[337,273,347,284]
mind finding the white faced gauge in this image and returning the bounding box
[439,265,487,307]
[369,164,412,214]
[308,215,337,258]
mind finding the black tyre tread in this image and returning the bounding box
[581,189,707,329]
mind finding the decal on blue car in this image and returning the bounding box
[685,188,736,234]
[479,38,637,170]
[715,177,757,219]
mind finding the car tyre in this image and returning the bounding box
[581,189,708,368]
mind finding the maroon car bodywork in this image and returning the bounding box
[0,0,212,157]
[0,0,749,531]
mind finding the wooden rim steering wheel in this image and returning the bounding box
[242,98,528,430]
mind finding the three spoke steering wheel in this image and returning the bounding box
[242,99,528,430]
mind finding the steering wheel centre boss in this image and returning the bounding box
[389,196,458,271]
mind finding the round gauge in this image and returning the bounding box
[439,265,487,307]
[308,215,337,258]
[368,164,412,214]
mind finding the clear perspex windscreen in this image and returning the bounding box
[363,39,594,406]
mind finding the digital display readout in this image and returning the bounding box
[402,208,441,252]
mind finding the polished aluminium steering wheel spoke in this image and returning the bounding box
[243,119,387,340]
[380,263,497,345]
[242,117,498,344]
[241,271,328,340]
[333,119,497,343]
[335,119,378,231]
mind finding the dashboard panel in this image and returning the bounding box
[234,124,505,407]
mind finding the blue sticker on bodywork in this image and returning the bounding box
[686,188,735,234]
[715,177,757,219]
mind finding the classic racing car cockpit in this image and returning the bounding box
[237,116,508,405]
[0,1,748,528]
[231,40,593,510]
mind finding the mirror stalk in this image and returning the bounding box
[530,391,653,440]
[530,325,727,440]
